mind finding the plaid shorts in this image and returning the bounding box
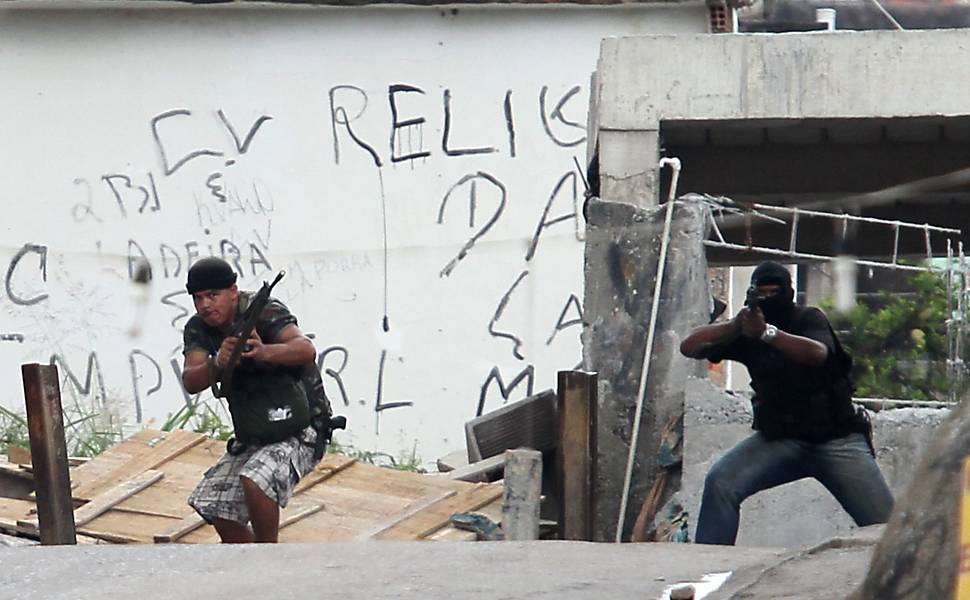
[188,427,317,525]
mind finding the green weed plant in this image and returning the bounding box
[825,269,966,402]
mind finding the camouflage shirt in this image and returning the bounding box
[182,292,298,359]
[182,292,310,444]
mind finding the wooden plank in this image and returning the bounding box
[19,470,164,531]
[67,430,169,490]
[70,430,206,501]
[280,519,364,544]
[0,497,41,537]
[426,526,476,542]
[22,363,76,545]
[155,455,351,543]
[446,454,506,483]
[280,498,326,529]
[356,491,457,540]
[77,510,177,544]
[112,505,186,520]
[6,446,31,466]
[156,498,327,543]
[377,483,504,541]
[73,470,164,528]
[316,460,461,497]
[179,523,220,545]
[631,411,682,543]
[0,531,36,547]
[0,462,34,481]
[293,484,419,524]
[557,370,597,541]
[153,513,204,544]
[292,454,356,494]
[111,461,212,518]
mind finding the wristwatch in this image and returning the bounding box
[761,324,779,344]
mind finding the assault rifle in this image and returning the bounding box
[210,271,286,399]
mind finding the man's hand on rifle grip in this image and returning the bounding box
[240,330,264,361]
[216,336,241,370]
[739,307,767,339]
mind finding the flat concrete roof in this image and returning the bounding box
[0,0,704,7]
[593,30,970,256]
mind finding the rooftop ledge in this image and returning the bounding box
[0,0,705,7]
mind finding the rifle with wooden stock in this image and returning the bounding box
[210,270,286,398]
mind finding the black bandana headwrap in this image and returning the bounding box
[750,261,795,326]
[186,257,237,294]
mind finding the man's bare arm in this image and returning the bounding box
[738,308,828,367]
[680,316,741,358]
[764,330,828,367]
[241,324,316,366]
[182,351,213,394]
[182,324,315,395]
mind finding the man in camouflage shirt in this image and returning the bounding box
[181,257,319,543]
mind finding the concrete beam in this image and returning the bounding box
[1,0,707,5]
[598,129,660,207]
[598,30,970,130]
[666,139,970,197]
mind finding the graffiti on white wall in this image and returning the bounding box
[0,7,703,460]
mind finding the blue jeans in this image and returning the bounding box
[694,432,894,545]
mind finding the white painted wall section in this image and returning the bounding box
[0,5,707,462]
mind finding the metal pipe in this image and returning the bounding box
[867,0,905,30]
[788,208,800,255]
[891,223,901,265]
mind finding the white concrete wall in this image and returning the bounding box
[0,4,707,463]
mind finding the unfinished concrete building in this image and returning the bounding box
[586,30,970,541]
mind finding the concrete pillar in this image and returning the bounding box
[501,448,542,541]
[582,195,711,541]
[803,262,835,307]
[727,266,754,393]
[598,129,660,208]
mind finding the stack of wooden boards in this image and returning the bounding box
[0,430,503,544]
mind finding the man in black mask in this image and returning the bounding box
[680,261,894,545]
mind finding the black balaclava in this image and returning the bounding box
[750,261,795,326]
[186,257,237,294]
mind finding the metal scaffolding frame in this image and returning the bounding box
[704,197,961,272]
[702,194,970,402]
[946,240,968,401]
